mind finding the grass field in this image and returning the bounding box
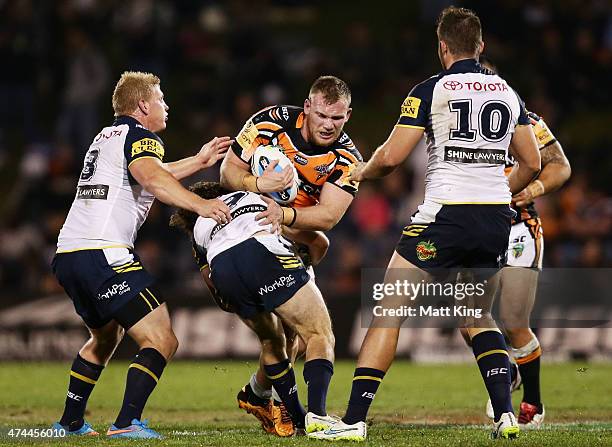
[0,360,610,446]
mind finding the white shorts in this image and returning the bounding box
[505,219,544,269]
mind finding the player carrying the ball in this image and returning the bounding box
[220,76,362,436]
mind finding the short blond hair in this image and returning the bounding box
[309,75,351,105]
[112,71,160,117]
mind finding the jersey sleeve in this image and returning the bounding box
[123,125,165,167]
[527,111,557,149]
[232,106,289,163]
[396,79,434,129]
[512,89,531,126]
[327,137,363,196]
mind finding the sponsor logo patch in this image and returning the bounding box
[400,96,421,119]
[293,154,308,165]
[416,240,437,261]
[77,184,109,200]
[512,243,525,258]
[444,146,505,164]
[443,80,463,90]
[131,138,164,159]
[97,281,131,301]
[258,274,296,296]
[236,119,259,158]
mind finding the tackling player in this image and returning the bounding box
[170,182,336,435]
[51,72,232,438]
[220,76,362,435]
[461,57,571,429]
[309,7,541,441]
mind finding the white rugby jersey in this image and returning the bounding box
[193,191,277,263]
[57,116,165,252]
[397,59,530,204]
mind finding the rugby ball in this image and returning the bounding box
[251,145,299,204]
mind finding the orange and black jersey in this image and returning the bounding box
[506,110,557,223]
[232,105,362,208]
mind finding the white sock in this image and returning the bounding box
[249,373,272,399]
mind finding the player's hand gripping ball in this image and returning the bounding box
[251,145,300,204]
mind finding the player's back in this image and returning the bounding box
[399,59,530,205]
[193,191,275,263]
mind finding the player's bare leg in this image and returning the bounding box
[108,303,177,437]
[335,251,424,431]
[499,267,544,428]
[242,310,305,436]
[54,321,124,435]
[237,323,302,435]
[238,314,294,436]
[274,281,336,432]
[309,251,424,441]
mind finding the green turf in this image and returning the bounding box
[0,361,610,446]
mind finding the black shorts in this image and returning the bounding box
[52,248,160,329]
[396,203,514,270]
[210,235,310,319]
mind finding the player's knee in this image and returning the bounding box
[505,327,530,345]
[166,331,179,359]
[91,326,124,351]
[140,328,179,360]
[305,330,334,352]
[261,334,287,359]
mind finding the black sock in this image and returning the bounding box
[59,354,104,429]
[114,348,167,428]
[263,359,306,428]
[472,331,513,421]
[343,367,385,425]
[303,359,334,416]
[519,356,541,407]
[244,383,269,407]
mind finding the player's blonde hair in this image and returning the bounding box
[112,71,160,117]
[309,75,351,105]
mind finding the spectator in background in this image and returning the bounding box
[56,28,110,158]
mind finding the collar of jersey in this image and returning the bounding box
[444,58,481,75]
[113,115,143,127]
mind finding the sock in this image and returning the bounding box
[343,367,385,425]
[510,362,518,384]
[303,359,334,416]
[263,359,306,428]
[272,387,281,403]
[472,331,513,421]
[513,337,542,407]
[59,354,104,429]
[247,373,271,406]
[114,348,167,428]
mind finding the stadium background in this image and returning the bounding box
[0,0,610,362]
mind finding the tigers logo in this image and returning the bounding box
[512,243,525,258]
[314,162,334,180]
[416,241,437,261]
